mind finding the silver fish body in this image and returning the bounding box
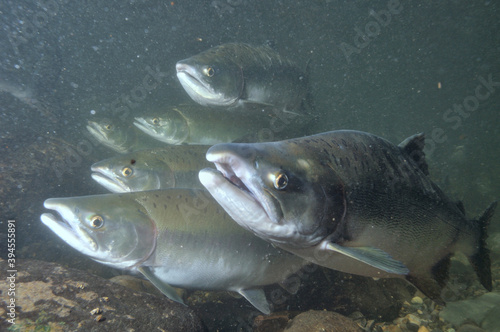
[199,130,496,303]
[40,189,308,313]
[91,146,211,192]
[176,43,311,111]
[134,103,309,145]
[87,118,163,153]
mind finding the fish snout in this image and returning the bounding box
[207,143,257,165]
[175,62,188,73]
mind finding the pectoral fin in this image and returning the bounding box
[238,289,270,315]
[326,243,410,275]
[138,266,185,305]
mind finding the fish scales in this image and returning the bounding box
[176,43,311,111]
[201,44,291,69]
[41,189,308,314]
[199,130,496,303]
[91,146,210,192]
[134,103,311,145]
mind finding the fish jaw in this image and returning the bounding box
[91,171,130,193]
[176,62,237,107]
[90,161,137,193]
[41,195,157,269]
[202,142,343,248]
[204,145,283,224]
[86,121,107,142]
[133,117,175,144]
[90,164,162,193]
[41,199,98,258]
[86,120,129,153]
[199,157,300,246]
[133,117,161,138]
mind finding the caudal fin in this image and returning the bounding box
[469,201,498,291]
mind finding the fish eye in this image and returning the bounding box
[121,167,133,177]
[203,67,215,77]
[105,124,112,130]
[90,215,104,229]
[152,117,160,125]
[274,172,288,190]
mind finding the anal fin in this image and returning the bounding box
[238,288,270,315]
[406,255,451,305]
[406,274,445,305]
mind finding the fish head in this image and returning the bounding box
[176,52,243,106]
[91,153,174,192]
[199,142,346,248]
[41,195,156,269]
[134,110,189,144]
[86,119,132,153]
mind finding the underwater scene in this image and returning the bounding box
[1,1,499,331]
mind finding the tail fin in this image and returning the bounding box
[469,201,498,291]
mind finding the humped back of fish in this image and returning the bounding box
[199,130,497,303]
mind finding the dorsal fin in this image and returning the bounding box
[398,133,429,175]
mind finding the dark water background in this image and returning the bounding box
[0,0,499,328]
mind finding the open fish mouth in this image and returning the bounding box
[199,145,294,243]
[205,147,283,224]
[40,199,97,256]
[198,167,272,229]
[198,167,294,245]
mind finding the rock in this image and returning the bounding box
[0,258,205,332]
[411,296,424,305]
[406,313,424,327]
[489,232,500,259]
[284,310,362,332]
[418,326,430,332]
[456,324,486,332]
[280,266,414,322]
[480,302,500,331]
[253,311,295,332]
[381,326,403,332]
[406,313,422,324]
[439,292,500,328]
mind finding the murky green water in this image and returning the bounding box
[0,1,499,331]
